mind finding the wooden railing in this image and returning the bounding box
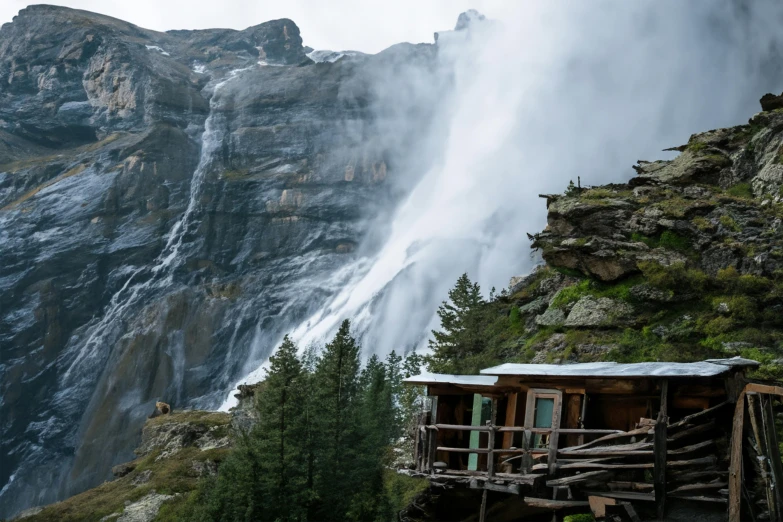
[419,423,623,477]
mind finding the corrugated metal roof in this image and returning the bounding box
[403,373,498,387]
[479,357,758,378]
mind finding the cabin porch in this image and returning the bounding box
[403,359,783,521]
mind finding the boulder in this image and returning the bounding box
[111,462,135,478]
[535,307,566,327]
[760,92,783,112]
[564,297,634,328]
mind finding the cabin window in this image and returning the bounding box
[524,389,562,450]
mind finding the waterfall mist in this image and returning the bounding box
[233,0,783,393]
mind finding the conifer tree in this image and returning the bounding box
[311,319,363,521]
[193,336,311,522]
[426,273,485,372]
[253,335,310,521]
[349,354,395,520]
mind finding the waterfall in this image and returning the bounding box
[60,67,249,385]
[229,0,783,402]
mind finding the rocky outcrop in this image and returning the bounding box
[496,95,783,375]
[17,410,232,522]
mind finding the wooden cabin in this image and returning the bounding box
[403,357,783,522]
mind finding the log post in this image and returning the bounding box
[654,379,668,521]
[521,429,532,474]
[762,395,783,521]
[488,398,497,477]
[729,389,747,522]
[547,396,562,475]
[503,392,518,449]
[428,427,437,476]
[488,425,496,477]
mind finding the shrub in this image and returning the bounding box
[658,230,691,251]
[702,316,734,336]
[631,232,658,248]
[509,306,522,328]
[727,183,754,199]
[639,261,708,293]
[719,214,741,232]
[550,280,591,309]
[692,216,713,231]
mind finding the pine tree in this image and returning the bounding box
[253,335,310,521]
[426,273,485,372]
[311,319,363,521]
[349,354,395,520]
[194,336,311,522]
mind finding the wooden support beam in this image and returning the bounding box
[654,379,668,521]
[667,420,715,443]
[667,401,729,430]
[522,497,589,510]
[546,470,612,487]
[608,481,653,492]
[668,482,727,495]
[559,441,652,457]
[434,423,490,432]
[585,490,654,502]
[428,427,437,476]
[488,399,497,477]
[541,455,715,471]
[668,470,727,483]
[497,427,620,434]
[728,389,746,522]
[437,446,489,454]
[667,439,714,455]
[745,383,783,396]
[560,426,652,452]
[521,429,533,474]
[470,478,521,494]
[503,393,518,449]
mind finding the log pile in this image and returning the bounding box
[531,401,733,515]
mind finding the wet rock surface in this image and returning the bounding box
[0,5,443,516]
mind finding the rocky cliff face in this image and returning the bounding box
[0,6,443,517]
[503,99,783,378]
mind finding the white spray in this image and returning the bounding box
[228,1,783,404]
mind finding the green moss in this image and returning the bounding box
[550,280,591,309]
[638,261,708,293]
[654,197,692,218]
[658,230,691,251]
[631,232,658,248]
[554,266,585,279]
[716,267,772,295]
[719,214,741,232]
[702,316,735,337]
[222,169,249,180]
[727,183,754,199]
[564,515,596,522]
[509,306,522,328]
[704,154,732,168]
[692,216,713,231]
[688,142,708,153]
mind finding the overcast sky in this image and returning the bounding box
[0,1,507,53]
